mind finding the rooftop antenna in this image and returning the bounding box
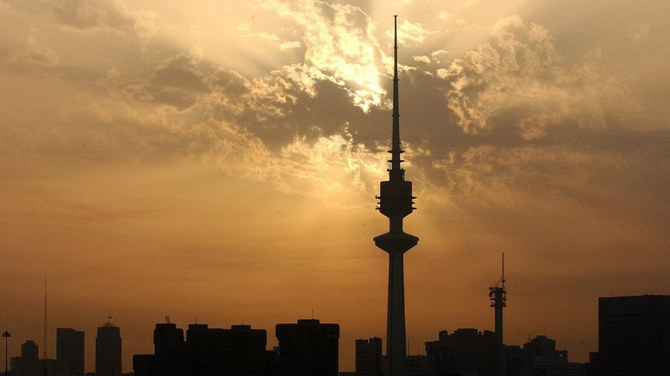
[502,252,505,288]
[495,252,506,288]
[43,276,47,360]
[43,276,48,376]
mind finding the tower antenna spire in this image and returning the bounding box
[390,15,404,181]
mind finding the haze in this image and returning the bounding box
[1,0,669,372]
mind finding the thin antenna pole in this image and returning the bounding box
[502,252,505,288]
[44,277,47,360]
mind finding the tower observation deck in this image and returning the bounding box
[373,15,419,376]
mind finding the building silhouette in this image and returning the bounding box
[133,321,272,376]
[373,15,419,376]
[10,340,56,376]
[275,319,339,376]
[56,328,84,376]
[11,340,39,376]
[96,321,122,376]
[502,346,523,376]
[355,338,382,376]
[425,330,591,376]
[598,295,670,375]
[521,335,568,375]
[406,355,427,376]
[425,329,496,376]
[188,323,268,376]
[137,322,186,376]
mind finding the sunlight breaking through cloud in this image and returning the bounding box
[261,0,385,112]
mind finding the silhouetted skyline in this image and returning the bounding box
[2,0,670,373]
[3,294,670,375]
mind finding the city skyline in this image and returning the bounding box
[2,0,670,373]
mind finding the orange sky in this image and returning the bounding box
[1,0,670,372]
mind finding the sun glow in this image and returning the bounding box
[279,133,387,205]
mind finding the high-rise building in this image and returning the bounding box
[373,16,419,376]
[425,329,496,376]
[187,323,267,376]
[153,322,186,376]
[22,340,39,362]
[12,340,40,376]
[275,319,339,376]
[133,321,269,376]
[10,340,56,376]
[355,338,382,376]
[599,295,670,375]
[56,328,84,376]
[96,321,122,376]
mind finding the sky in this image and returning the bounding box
[1,0,669,372]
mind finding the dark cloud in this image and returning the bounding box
[149,55,210,110]
[54,0,155,39]
[0,35,59,70]
[10,4,665,215]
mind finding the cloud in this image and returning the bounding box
[414,55,431,64]
[442,15,633,139]
[6,4,666,215]
[54,0,156,40]
[261,0,386,112]
[438,12,451,20]
[149,54,210,110]
[629,23,651,41]
[430,49,449,63]
[387,20,438,45]
[3,35,59,67]
[279,41,302,50]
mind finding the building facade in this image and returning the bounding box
[275,319,339,376]
[355,338,382,376]
[10,340,56,376]
[599,295,670,375]
[133,322,270,376]
[96,323,122,376]
[57,328,85,376]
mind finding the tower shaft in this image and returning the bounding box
[386,250,406,374]
[374,16,418,376]
[493,290,504,345]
